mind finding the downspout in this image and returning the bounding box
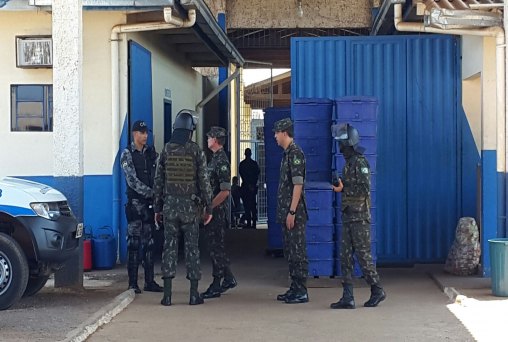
[110,8,196,256]
[393,2,506,272]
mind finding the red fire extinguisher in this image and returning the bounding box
[83,226,93,272]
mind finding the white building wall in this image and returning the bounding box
[0,11,53,177]
[82,11,125,175]
[0,11,205,178]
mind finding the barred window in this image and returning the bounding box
[11,85,53,132]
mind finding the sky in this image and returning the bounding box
[242,68,290,86]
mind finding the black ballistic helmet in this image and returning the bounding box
[332,123,361,151]
[174,109,198,131]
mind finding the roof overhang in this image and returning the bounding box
[1,0,244,67]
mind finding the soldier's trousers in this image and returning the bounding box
[127,200,156,284]
[241,186,257,225]
[340,219,380,285]
[282,219,308,288]
[205,206,231,278]
[161,214,201,281]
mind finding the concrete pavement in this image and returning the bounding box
[86,230,476,342]
[4,229,507,341]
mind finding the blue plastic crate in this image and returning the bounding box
[298,137,332,158]
[306,170,332,182]
[294,119,332,138]
[334,97,378,121]
[308,259,334,277]
[306,224,334,242]
[305,185,334,224]
[293,98,333,122]
[371,208,376,224]
[307,242,334,259]
[333,154,377,173]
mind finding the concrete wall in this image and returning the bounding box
[204,0,371,28]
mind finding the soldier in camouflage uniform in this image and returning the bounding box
[121,120,163,294]
[153,110,213,306]
[330,123,386,309]
[201,126,238,299]
[273,118,309,304]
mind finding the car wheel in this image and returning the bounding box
[0,233,29,310]
[23,275,50,297]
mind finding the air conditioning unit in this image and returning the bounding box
[16,36,53,68]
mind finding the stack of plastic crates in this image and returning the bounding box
[293,98,335,276]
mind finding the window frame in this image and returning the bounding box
[11,84,53,132]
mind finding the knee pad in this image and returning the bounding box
[127,236,140,251]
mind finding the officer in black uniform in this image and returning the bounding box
[120,120,163,294]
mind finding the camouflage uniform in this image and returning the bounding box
[340,153,380,286]
[121,142,158,290]
[153,140,212,281]
[274,119,309,295]
[206,144,232,279]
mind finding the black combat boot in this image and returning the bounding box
[127,251,141,294]
[330,283,355,309]
[220,267,238,293]
[277,280,297,301]
[143,267,163,292]
[189,280,204,305]
[200,277,222,299]
[284,279,309,304]
[160,278,172,306]
[364,284,386,307]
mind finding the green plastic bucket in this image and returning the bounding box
[488,238,508,297]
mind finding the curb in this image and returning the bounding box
[428,272,464,302]
[62,289,135,342]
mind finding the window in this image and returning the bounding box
[11,85,53,132]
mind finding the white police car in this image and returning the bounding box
[0,177,81,310]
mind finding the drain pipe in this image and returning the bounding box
[110,8,196,255]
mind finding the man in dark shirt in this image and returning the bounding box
[239,148,260,228]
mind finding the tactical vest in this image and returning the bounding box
[127,146,156,200]
[164,143,198,196]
